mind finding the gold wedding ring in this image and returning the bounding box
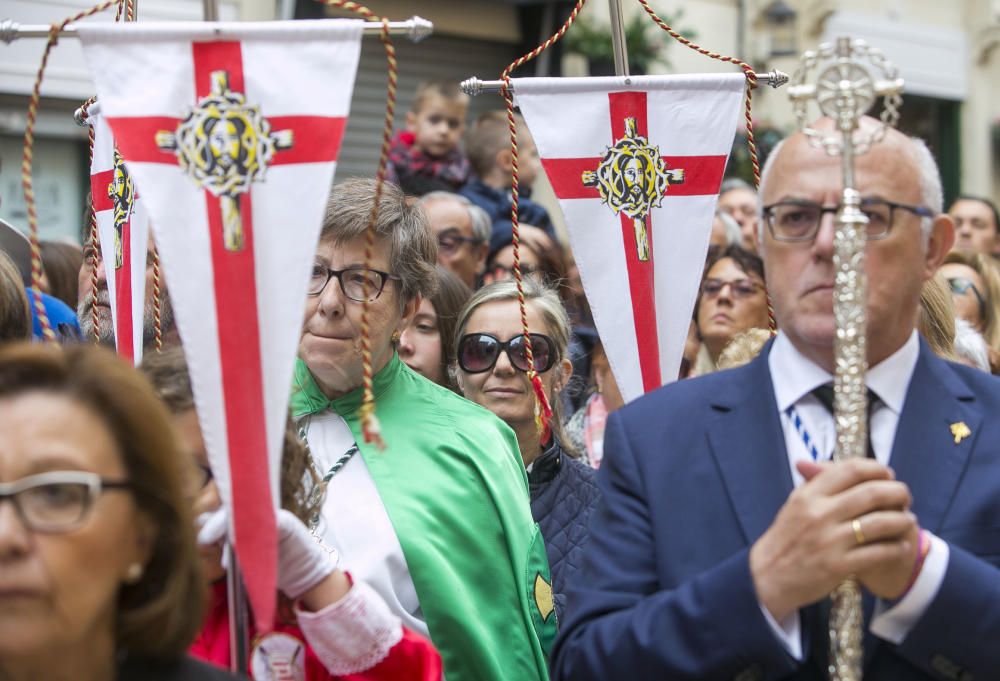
[852,518,867,545]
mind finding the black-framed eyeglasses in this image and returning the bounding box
[947,276,988,317]
[308,264,400,302]
[437,231,483,255]
[762,198,935,242]
[457,332,557,374]
[701,277,762,299]
[0,471,131,534]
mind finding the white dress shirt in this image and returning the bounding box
[762,331,949,659]
[303,410,428,638]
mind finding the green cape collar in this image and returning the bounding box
[290,353,402,419]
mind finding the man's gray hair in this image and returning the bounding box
[715,209,742,247]
[757,133,942,244]
[720,177,754,197]
[417,191,491,244]
[953,317,991,372]
[321,178,438,303]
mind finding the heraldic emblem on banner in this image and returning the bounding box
[156,69,294,252]
[581,117,685,261]
[108,148,136,268]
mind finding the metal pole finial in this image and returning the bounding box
[787,35,904,681]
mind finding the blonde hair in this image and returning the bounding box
[918,274,958,360]
[716,328,771,370]
[0,250,30,343]
[942,250,1000,350]
[411,79,469,114]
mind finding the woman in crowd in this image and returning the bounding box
[938,251,1000,371]
[140,347,442,680]
[918,273,958,360]
[693,244,771,375]
[397,265,471,392]
[452,278,601,619]
[0,343,237,681]
[564,340,624,469]
[0,250,30,343]
[290,179,555,681]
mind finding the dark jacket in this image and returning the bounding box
[528,439,601,621]
[118,655,245,680]
[459,178,554,253]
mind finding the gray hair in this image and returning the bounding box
[321,178,438,304]
[417,191,491,244]
[715,209,742,247]
[720,177,754,196]
[953,317,991,372]
[757,132,941,244]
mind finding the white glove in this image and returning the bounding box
[196,507,337,600]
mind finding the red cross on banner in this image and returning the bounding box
[109,41,346,627]
[541,91,728,392]
[90,168,135,360]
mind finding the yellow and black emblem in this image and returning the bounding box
[156,70,293,252]
[582,117,685,261]
[534,571,555,623]
[108,148,135,270]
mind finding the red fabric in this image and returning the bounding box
[191,581,443,681]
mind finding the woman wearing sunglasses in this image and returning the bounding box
[693,244,771,375]
[0,343,238,681]
[291,179,556,681]
[453,278,601,620]
[938,251,1000,373]
[141,347,442,681]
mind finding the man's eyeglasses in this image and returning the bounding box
[308,264,400,302]
[457,333,557,374]
[437,232,483,255]
[701,278,761,299]
[762,198,935,242]
[0,471,131,534]
[947,276,988,317]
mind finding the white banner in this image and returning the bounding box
[79,19,364,631]
[514,74,744,402]
[89,104,151,364]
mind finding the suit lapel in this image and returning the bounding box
[707,342,794,544]
[888,342,979,533]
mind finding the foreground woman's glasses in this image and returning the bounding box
[0,471,131,533]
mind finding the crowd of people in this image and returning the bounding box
[1,77,999,680]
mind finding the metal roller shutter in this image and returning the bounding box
[335,33,519,180]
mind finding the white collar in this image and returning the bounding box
[769,330,920,415]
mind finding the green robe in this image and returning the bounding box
[290,354,556,681]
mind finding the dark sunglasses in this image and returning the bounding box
[457,333,556,374]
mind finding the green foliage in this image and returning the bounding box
[562,8,697,74]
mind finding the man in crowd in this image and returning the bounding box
[718,177,760,252]
[77,233,177,349]
[551,117,1000,680]
[416,192,489,289]
[948,194,1000,257]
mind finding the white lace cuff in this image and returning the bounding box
[295,578,404,675]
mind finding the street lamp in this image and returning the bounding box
[764,0,798,57]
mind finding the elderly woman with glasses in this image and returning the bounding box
[0,343,238,681]
[693,244,771,375]
[452,278,601,621]
[290,179,556,681]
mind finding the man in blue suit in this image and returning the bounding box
[551,117,1000,681]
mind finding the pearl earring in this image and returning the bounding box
[125,563,144,583]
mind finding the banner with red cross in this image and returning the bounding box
[89,103,151,365]
[78,20,364,632]
[514,74,745,403]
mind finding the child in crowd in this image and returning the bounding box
[386,80,470,196]
[460,111,553,245]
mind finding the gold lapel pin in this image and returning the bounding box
[950,421,971,444]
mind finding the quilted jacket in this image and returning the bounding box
[528,439,602,621]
